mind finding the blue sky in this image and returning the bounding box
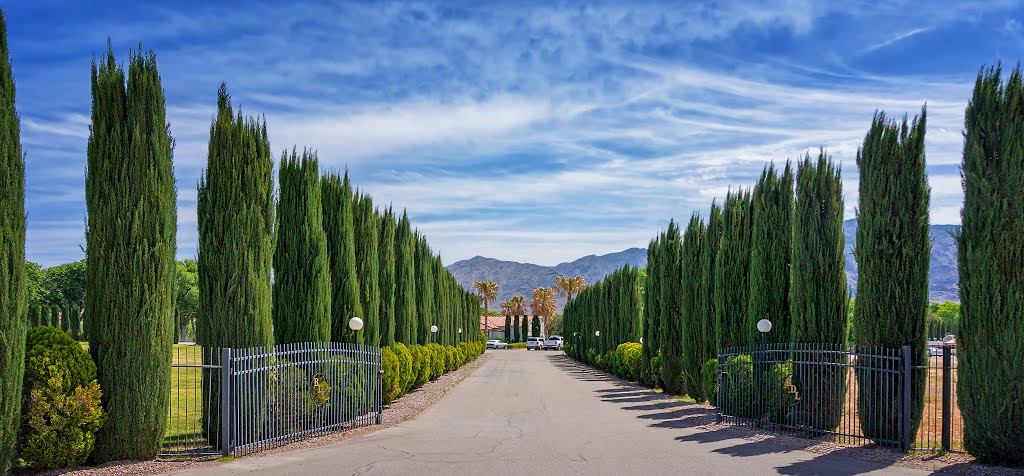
[7,1,1023,267]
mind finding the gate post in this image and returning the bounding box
[220,347,233,456]
[942,344,952,451]
[900,345,912,452]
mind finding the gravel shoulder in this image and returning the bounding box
[17,352,491,476]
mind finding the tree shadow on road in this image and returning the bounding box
[546,353,927,476]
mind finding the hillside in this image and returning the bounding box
[446,219,960,309]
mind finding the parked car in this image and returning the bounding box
[543,335,564,350]
[526,337,544,350]
[486,339,507,349]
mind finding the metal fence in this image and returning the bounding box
[161,343,382,458]
[715,343,962,453]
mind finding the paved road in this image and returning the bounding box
[171,350,939,475]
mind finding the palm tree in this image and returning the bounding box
[531,287,558,336]
[474,280,499,338]
[555,275,587,304]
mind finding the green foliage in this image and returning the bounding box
[377,209,397,346]
[321,171,362,344]
[40,260,86,308]
[615,342,643,381]
[790,151,848,432]
[444,346,458,372]
[414,235,435,343]
[24,261,43,306]
[957,65,1024,465]
[21,327,105,469]
[640,238,660,386]
[354,194,380,346]
[394,212,417,344]
[701,203,723,362]
[392,343,414,393]
[175,260,198,342]
[703,359,718,406]
[381,347,401,405]
[507,342,527,349]
[854,107,930,441]
[86,45,176,462]
[715,189,753,351]
[680,215,706,398]
[531,316,541,338]
[411,345,430,388]
[749,163,794,345]
[273,148,332,344]
[504,316,512,342]
[658,222,685,394]
[427,344,444,380]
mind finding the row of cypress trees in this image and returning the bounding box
[563,266,642,360]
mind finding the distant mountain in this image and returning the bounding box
[447,219,960,309]
[446,248,647,311]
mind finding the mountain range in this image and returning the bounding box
[446,219,960,310]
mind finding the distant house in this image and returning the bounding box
[478,315,544,340]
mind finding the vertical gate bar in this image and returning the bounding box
[900,345,910,451]
[942,344,952,451]
[220,347,232,456]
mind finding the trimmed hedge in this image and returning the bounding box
[381,339,484,406]
[21,327,105,469]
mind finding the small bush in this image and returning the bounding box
[413,345,430,388]
[650,352,662,386]
[392,343,414,393]
[444,346,458,372]
[616,343,643,381]
[703,358,718,406]
[381,347,401,404]
[427,344,445,380]
[21,326,105,469]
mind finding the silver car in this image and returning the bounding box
[486,339,507,349]
[526,337,544,350]
[543,336,564,350]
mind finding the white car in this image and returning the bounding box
[526,337,545,350]
[486,339,507,349]
[543,336,564,350]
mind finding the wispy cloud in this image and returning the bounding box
[6,0,1021,267]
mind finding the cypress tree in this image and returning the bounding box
[354,194,380,346]
[69,304,81,341]
[957,65,1024,465]
[748,162,794,344]
[394,211,417,344]
[195,86,275,445]
[86,45,177,461]
[197,83,275,350]
[273,148,331,344]
[701,202,722,363]
[658,222,685,394]
[377,208,396,346]
[0,8,26,471]
[521,312,529,339]
[854,108,930,441]
[504,315,512,342]
[414,234,435,343]
[513,315,520,342]
[48,305,58,328]
[640,237,660,385]
[715,189,753,351]
[790,150,848,432]
[680,214,706,398]
[531,316,541,338]
[321,172,362,343]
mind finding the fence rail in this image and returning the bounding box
[715,343,963,453]
[161,343,382,458]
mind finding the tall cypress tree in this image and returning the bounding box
[0,9,26,471]
[790,150,848,432]
[394,211,417,344]
[87,45,177,461]
[273,148,331,344]
[377,208,396,346]
[748,162,793,345]
[680,214,706,398]
[701,202,722,363]
[658,222,685,394]
[854,108,930,441]
[640,237,660,385]
[957,66,1024,465]
[321,172,362,343]
[414,234,435,343]
[354,194,380,346]
[197,83,274,351]
[715,189,753,351]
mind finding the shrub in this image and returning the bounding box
[507,342,526,349]
[616,343,643,381]
[381,347,401,405]
[704,358,718,406]
[412,345,430,388]
[444,346,457,372]
[650,351,662,386]
[428,344,444,380]
[392,343,414,393]
[21,326,105,469]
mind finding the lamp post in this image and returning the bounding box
[756,319,772,427]
[349,317,364,345]
[431,325,438,344]
[458,328,462,343]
